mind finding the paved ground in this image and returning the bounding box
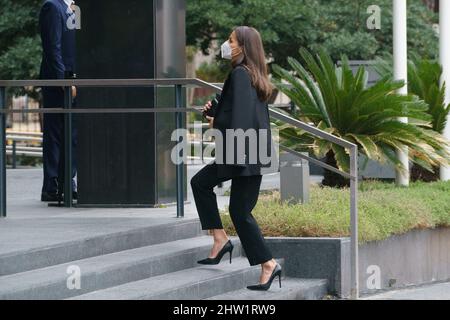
[361,282,450,300]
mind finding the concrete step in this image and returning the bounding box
[0,218,205,276]
[206,278,328,300]
[69,258,285,300]
[0,236,243,300]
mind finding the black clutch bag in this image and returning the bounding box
[203,93,221,118]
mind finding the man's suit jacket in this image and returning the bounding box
[39,0,76,107]
[212,64,276,179]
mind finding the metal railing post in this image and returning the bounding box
[64,86,73,207]
[12,141,17,169]
[350,146,359,299]
[200,124,204,163]
[0,87,6,218]
[175,84,184,218]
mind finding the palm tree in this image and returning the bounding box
[375,56,450,181]
[271,48,450,188]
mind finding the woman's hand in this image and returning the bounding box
[60,86,78,98]
[202,100,212,113]
[205,115,214,128]
[203,100,214,128]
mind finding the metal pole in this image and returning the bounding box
[393,0,410,186]
[12,141,17,169]
[64,87,73,207]
[201,124,204,163]
[350,146,359,299]
[0,87,6,217]
[175,84,184,218]
[440,0,450,181]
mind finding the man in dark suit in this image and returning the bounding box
[39,0,78,202]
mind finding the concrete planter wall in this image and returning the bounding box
[261,227,450,298]
[358,227,450,296]
[263,237,350,297]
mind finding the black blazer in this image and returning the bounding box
[212,64,276,179]
[39,0,76,107]
[39,0,76,79]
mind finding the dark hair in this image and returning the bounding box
[233,26,273,103]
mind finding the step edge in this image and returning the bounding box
[0,219,205,276]
[205,277,329,300]
[0,237,244,299]
[69,258,285,300]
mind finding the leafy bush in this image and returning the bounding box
[220,180,450,243]
[271,48,450,187]
[374,56,450,181]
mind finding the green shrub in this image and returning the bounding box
[271,48,450,187]
[220,180,450,243]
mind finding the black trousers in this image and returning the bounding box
[42,88,77,194]
[190,162,273,266]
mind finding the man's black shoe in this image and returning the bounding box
[59,191,78,200]
[41,192,63,202]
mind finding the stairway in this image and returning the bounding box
[0,219,328,300]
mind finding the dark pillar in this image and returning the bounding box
[75,0,186,207]
[0,87,6,217]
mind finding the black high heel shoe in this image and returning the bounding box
[197,240,234,265]
[247,262,282,291]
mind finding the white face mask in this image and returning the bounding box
[221,40,232,60]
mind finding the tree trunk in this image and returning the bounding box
[321,149,351,188]
[410,163,440,182]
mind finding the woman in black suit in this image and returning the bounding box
[190,26,281,291]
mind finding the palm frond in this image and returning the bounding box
[271,48,450,175]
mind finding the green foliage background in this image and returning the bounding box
[0,0,42,99]
[187,0,438,68]
[0,0,439,85]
